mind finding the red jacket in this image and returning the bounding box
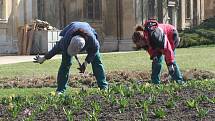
[143,24,176,64]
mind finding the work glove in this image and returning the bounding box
[33,55,46,64]
[167,64,175,75]
[78,61,88,73]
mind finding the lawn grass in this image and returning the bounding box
[0,46,215,78]
[0,87,98,98]
[0,87,57,97]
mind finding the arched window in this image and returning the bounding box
[84,0,102,20]
[186,0,191,19]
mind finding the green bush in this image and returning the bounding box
[179,17,215,48]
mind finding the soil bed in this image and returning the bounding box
[0,69,214,88]
[0,86,215,121]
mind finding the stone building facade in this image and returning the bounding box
[34,0,209,52]
[204,0,215,19]
[0,0,214,54]
[0,0,37,54]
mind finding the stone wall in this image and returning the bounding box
[1,0,213,54]
[204,0,215,19]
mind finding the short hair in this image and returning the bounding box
[67,35,85,56]
[135,25,144,31]
[132,31,142,43]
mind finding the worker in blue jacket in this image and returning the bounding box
[34,22,108,94]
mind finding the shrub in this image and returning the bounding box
[179,17,215,48]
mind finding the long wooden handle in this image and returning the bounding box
[75,55,82,67]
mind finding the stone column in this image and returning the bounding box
[200,0,204,22]
[163,0,169,23]
[102,0,118,52]
[196,0,201,25]
[172,6,177,28]
[190,0,194,26]
[180,0,186,29]
[119,0,136,51]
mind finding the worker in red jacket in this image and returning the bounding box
[132,19,184,84]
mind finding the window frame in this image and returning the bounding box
[185,0,191,19]
[84,0,102,21]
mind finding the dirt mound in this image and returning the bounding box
[0,69,214,88]
[183,69,215,80]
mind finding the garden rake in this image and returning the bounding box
[74,55,89,76]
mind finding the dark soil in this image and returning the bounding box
[0,87,215,121]
[0,69,214,88]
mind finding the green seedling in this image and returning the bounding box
[89,101,101,121]
[63,107,74,121]
[118,98,129,113]
[153,107,166,119]
[139,85,146,95]
[196,107,209,118]
[113,84,134,97]
[186,99,198,109]
[53,103,58,110]
[148,95,156,105]
[157,85,165,93]
[99,89,109,99]
[65,95,75,105]
[24,115,35,121]
[136,100,149,113]
[38,103,48,112]
[79,87,89,97]
[108,95,118,106]
[165,98,176,109]
[91,101,101,113]
[7,103,22,119]
[197,95,209,102]
[209,97,215,104]
[45,95,55,104]
[84,109,99,121]
[132,83,140,92]
[118,85,126,97]
[136,100,149,120]
[1,97,10,105]
[171,92,181,101]
[71,96,84,111]
[140,112,148,121]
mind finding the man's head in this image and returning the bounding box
[132,25,148,50]
[67,35,85,56]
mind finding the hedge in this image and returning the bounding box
[179,17,215,48]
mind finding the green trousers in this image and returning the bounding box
[56,51,108,92]
[151,51,184,84]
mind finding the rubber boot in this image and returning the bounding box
[151,55,163,84]
[169,62,184,84]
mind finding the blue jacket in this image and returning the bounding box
[44,22,100,63]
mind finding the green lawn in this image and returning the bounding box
[0,87,98,98]
[0,46,215,78]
